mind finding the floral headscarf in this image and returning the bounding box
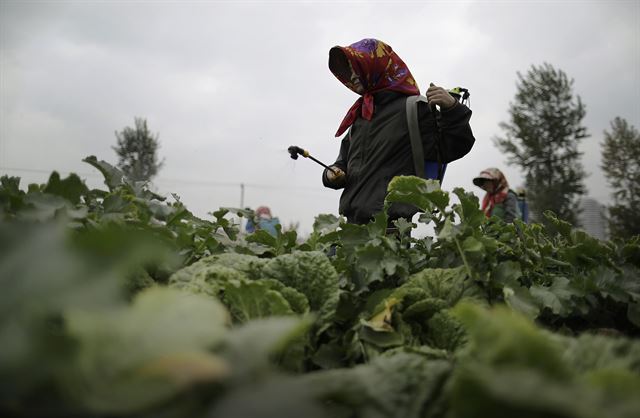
[329,38,420,137]
[473,168,510,217]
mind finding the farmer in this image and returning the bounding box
[473,168,520,223]
[245,206,280,236]
[322,38,475,229]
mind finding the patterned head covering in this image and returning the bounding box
[473,168,510,217]
[255,206,272,219]
[329,38,420,137]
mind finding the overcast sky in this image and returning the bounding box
[1,0,638,235]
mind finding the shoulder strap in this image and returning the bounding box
[405,95,429,179]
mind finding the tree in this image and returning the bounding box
[113,118,164,182]
[494,63,588,228]
[601,117,640,239]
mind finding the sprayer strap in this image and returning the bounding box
[406,95,429,179]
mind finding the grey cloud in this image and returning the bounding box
[1,1,638,234]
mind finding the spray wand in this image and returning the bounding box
[288,146,336,174]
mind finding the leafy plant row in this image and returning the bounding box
[1,157,639,417]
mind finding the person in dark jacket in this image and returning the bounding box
[473,168,520,223]
[322,38,475,225]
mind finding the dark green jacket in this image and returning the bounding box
[323,91,475,224]
[490,190,520,223]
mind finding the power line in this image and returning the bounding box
[0,166,101,178]
[0,165,328,193]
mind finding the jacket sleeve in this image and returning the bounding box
[502,192,519,223]
[418,102,475,163]
[322,136,349,189]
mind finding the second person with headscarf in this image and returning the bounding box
[322,38,476,226]
[473,168,520,223]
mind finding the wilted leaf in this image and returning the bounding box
[136,351,229,387]
[362,298,399,332]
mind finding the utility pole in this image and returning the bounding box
[239,183,246,234]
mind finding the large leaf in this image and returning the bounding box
[397,267,480,307]
[223,279,296,322]
[262,251,339,315]
[221,316,314,378]
[312,213,342,234]
[452,303,569,379]
[561,333,640,374]
[402,297,449,321]
[169,259,249,294]
[530,276,579,316]
[491,261,522,284]
[452,188,486,229]
[198,253,268,280]
[299,351,453,418]
[245,224,297,256]
[83,155,126,191]
[502,283,540,320]
[426,310,468,351]
[385,176,449,213]
[352,243,406,292]
[451,364,600,418]
[64,287,229,414]
[437,217,462,240]
[450,304,640,418]
[0,223,122,402]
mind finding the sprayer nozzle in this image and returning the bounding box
[288,145,305,160]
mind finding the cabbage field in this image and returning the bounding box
[1,156,639,418]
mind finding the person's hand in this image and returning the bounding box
[326,166,345,182]
[426,83,457,109]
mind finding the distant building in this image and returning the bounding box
[578,198,608,240]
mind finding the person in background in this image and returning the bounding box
[245,206,280,236]
[473,168,520,223]
[322,38,475,230]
